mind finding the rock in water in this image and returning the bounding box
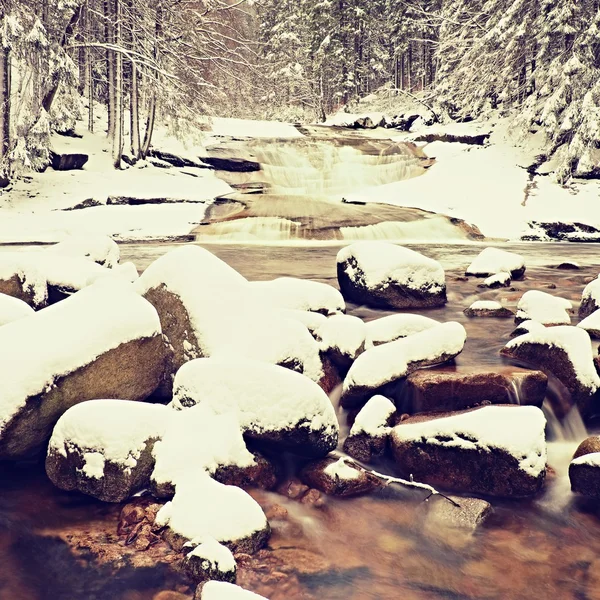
[570,438,600,498]
[46,400,171,502]
[343,395,396,462]
[515,290,572,325]
[404,369,547,413]
[45,234,120,268]
[0,285,167,459]
[501,323,600,417]
[299,456,382,497]
[477,272,511,289]
[578,310,600,339]
[465,247,525,279]
[0,254,48,309]
[463,300,514,318]
[336,242,446,309]
[0,293,35,326]
[182,538,236,584]
[156,474,270,554]
[580,276,600,318]
[172,357,339,457]
[364,313,439,348]
[340,321,466,408]
[316,314,366,371]
[391,405,547,497]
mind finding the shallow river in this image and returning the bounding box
[3,240,600,600]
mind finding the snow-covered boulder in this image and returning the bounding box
[136,246,328,395]
[0,253,47,309]
[336,242,446,309]
[46,400,171,502]
[405,369,547,413]
[570,439,600,498]
[46,234,120,268]
[579,276,600,318]
[515,290,572,325]
[197,582,268,600]
[299,456,382,497]
[172,358,339,457]
[316,314,365,371]
[391,405,547,497]
[183,538,236,584]
[463,300,514,318]
[477,272,511,289]
[0,285,167,459]
[151,404,275,497]
[501,323,600,417]
[578,309,600,339]
[281,309,327,337]
[465,248,525,279]
[249,277,345,315]
[364,314,439,349]
[340,322,467,408]
[343,395,396,462]
[156,473,270,553]
[0,293,35,326]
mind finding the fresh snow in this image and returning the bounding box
[48,400,171,469]
[0,253,48,308]
[155,473,268,545]
[505,325,600,391]
[209,117,303,139]
[578,310,600,336]
[571,452,600,467]
[324,457,362,480]
[392,405,547,477]
[0,285,161,432]
[466,248,524,276]
[343,321,466,390]
[468,300,504,311]
[582,276,600,303]
[172,358,338,438]
[349,395,396,437]
[316,314,365,357]
[0,293,35,326]
[482,272,511,286]
[200,582,268,600]
[337,241,445,292]
[364,314,439,348]
[45,234,120,268]
[516,290,572,325]
[186,538,236,573]
[249,277,345,315]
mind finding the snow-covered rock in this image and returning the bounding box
[249,277,345,315]
[579,275,600,318]
[477,272,511,289]
[405,369,547,413]
[364,314,439,348]
[156,473,270,553]
[463,300,514,318]
[316,314,365,370]
[501,323,600,417]
[515,290,572,325]
[336,242,446,309]
[340,321,467,408]
[0,285,167,459]
[343,395,396,462]
[0,253,48,309]
[45,234,120,268]
[151,404,273,497]
[46,400,171,502]
[299,456,381,497]
[136,245,328,395]
[391,405,547,497]
[578,309,600,339]
[172,358,339,457]
[198,582,268,600]
[570,439,600,498]
[0,293,35,326]
[281,309,327,337]
[465,248,525,279]
[183,538,236,584]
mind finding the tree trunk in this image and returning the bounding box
[104,0,115,138]
[0,43,10,167]
[127,0,141,158]
[112,0,123,168]
[141,1,162,158]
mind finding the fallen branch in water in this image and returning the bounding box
[331,451,460,507]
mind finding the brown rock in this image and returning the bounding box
[182,541,236,584]
[570,439,600,498]
[299,457,382,497]
[579,295,599,319]
[214,454,278,491]
[463,306,514,318]
[404,369,547,413]
[0,273,47,309]
[573,436,600,459]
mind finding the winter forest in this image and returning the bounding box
[2,0,600,182]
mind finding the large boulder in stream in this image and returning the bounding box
[465,247,525,279]
[580,276,600,318]
[0,253,48,309]
[515,290,572,326]
[46,400,171,502]
[570,437,600,498]
[172,357,339,457]
[501,323,600,417]
[0,285,167,459]
[136,245,329,396]
[340,321,466,408]
[336,241,446,309]
[390,405,547,497]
